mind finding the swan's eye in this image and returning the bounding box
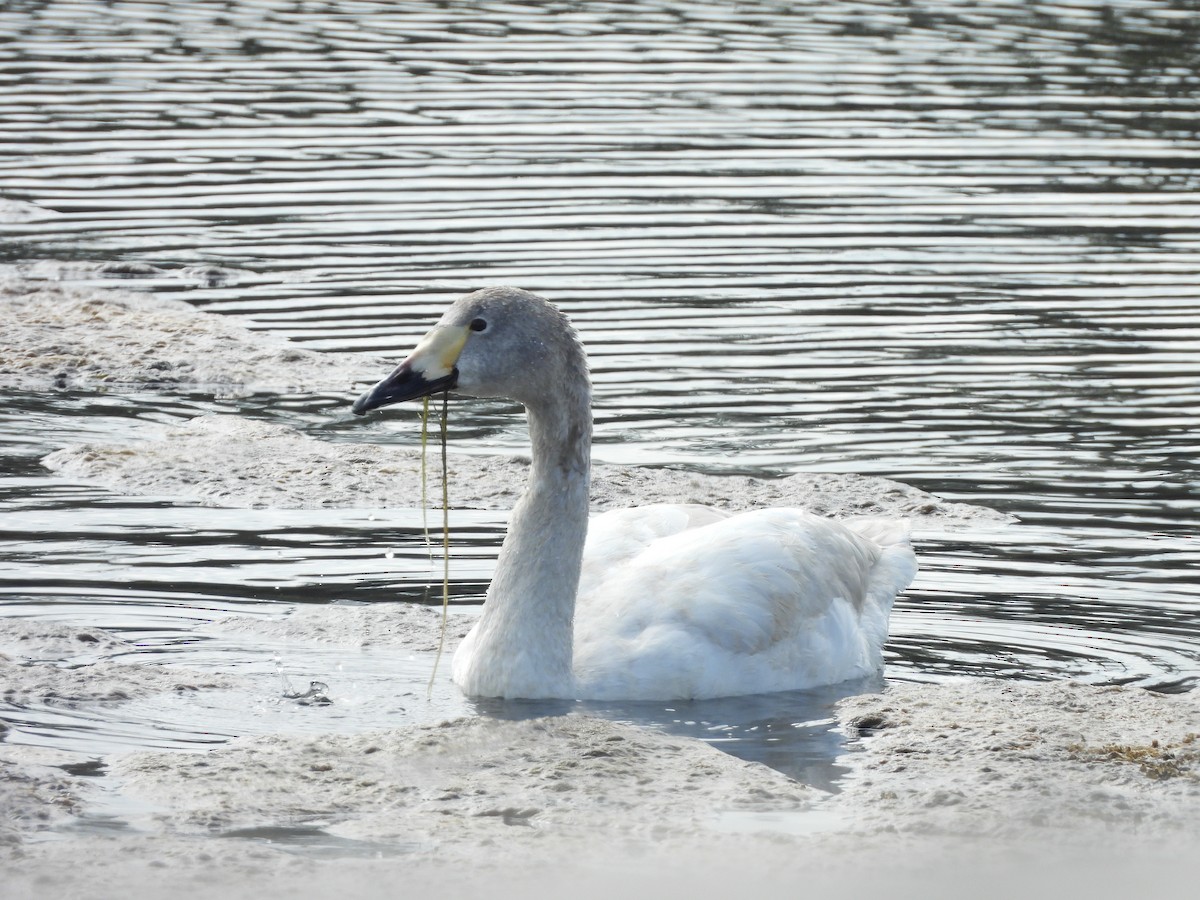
[469,318,488,332]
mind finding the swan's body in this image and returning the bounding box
[352,287,917,700]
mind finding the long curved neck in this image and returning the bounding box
[463,380,592,698]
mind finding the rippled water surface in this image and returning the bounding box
[2,0,1199,779]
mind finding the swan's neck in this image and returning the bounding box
[456,391,592,698]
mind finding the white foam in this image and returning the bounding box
[2,265,386,393]
[44,413,1009,526]
[3,639,1197,898]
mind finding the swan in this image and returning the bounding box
[351,287,917,700]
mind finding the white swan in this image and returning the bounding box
[352,287,917,700]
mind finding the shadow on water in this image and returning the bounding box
[470,677,880,790]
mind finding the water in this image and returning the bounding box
[2,0,1199,786]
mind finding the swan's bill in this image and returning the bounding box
[352,325,467,414]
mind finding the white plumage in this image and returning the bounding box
[353,287,917,700]
[573,506,913,699]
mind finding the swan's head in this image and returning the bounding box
[352,286,588,415]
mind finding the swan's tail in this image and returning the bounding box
[843,517,919,663]
[844,516,912,549]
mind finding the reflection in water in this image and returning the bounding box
[473,678,876,789]
[1,0,1199,774]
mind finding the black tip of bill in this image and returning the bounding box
[351,363,458,416]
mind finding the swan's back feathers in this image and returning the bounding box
[573,505,917,700]
[577,504,732,597]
